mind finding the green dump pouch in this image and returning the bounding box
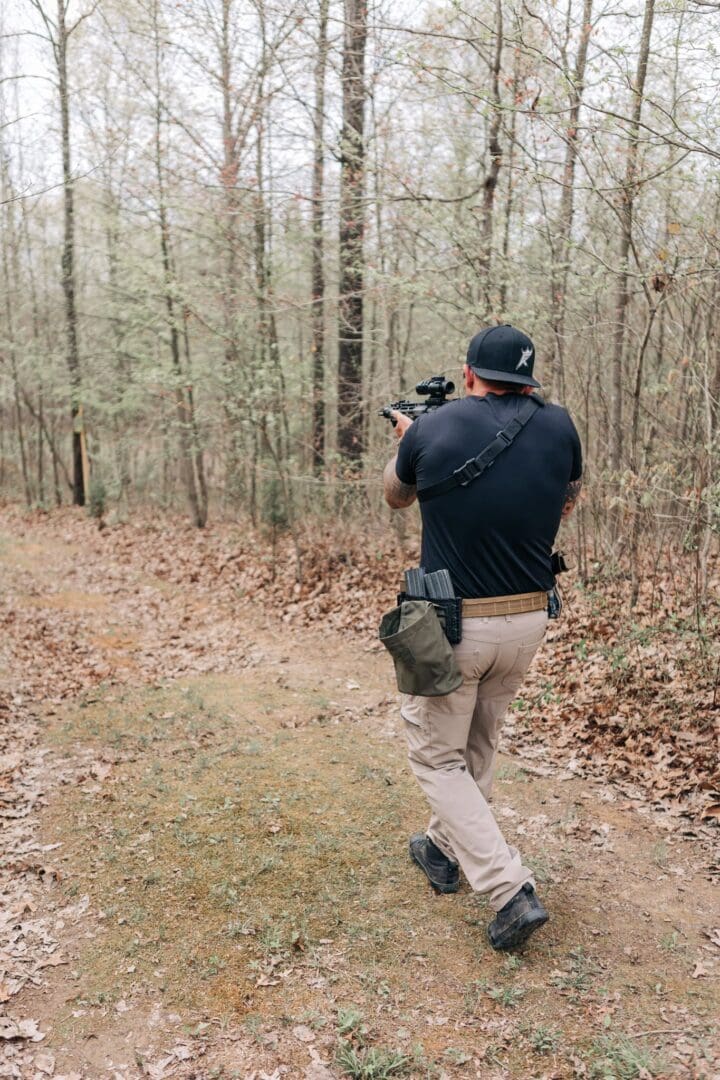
[378,600,463,697]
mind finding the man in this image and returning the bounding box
[383,324,582,950]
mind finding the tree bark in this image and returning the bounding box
[498,26,522,315]
[37,385,45,504]
[478,0,503,315]
[21,189,49,504]
[219,0,245,503]
[548,0,593,403]
[337,0,368,464]
[0,160,32,505]
[56,0,85,505]
[151,0,203,527]
[609,0,655,472]
[104,193,132,502]
[311,0,329,473]
[19,386,73,497]
[182,306,209,527]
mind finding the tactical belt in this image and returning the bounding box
[395,583,548,619]
[463,591,547,617]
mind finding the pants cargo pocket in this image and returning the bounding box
[401,693,428,729]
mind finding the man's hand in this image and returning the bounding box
[391,410,413,440]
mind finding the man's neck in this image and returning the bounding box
[469,387,522,398]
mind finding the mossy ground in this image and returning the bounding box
[40,673,719,1077]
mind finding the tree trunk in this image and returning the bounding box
[50,412,62,506]
[105,199,132,502]
[498,23,522,315]
[711,294,720,429]
[337,0,368,464]
[0,164,32,506]
[628,304,659,603]
[11,368,31,507]
[21,190,48,504]
[182,305,209,527]
[19,387,73,496]
[311,0,329,473]
[219,0,245,504]
[56,0,85,505]
[151,0,202,527]
[548,0,593,403]
[609,0,655,472]
[476,0,503,316]
[10,361,31,506]
[37,385,45,505]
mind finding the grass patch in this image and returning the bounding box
[550,948,602,998]
[588,1033,667,1079]
[335,1041,411,1079]
[529,1024,561,1054]
[38,671,720,1073]
[43,679,485,1029]
[488,985,526,1008]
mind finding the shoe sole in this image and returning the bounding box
[409,845,460,894]
[487,910,548,951]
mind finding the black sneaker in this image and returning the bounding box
[487,883,548,950]
[409,833,459,894]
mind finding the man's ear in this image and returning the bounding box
[521,385,534,396]
[464,364,474,391]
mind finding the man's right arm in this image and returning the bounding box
[383,456,417,509]
[383,410,417,509]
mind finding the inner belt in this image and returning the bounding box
[463,592,547,617]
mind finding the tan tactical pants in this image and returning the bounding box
[401,609,547,911]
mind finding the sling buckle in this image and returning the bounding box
[453,460,479,486]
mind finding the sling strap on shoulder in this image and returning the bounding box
[417,393,545,504]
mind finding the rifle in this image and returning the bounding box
[380,375,455,426]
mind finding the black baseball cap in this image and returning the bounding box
[466,324,540,388]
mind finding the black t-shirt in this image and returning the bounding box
[395,393,582,598]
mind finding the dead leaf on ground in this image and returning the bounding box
[702,928,720,949]
[34,1052,55,1075]
[255,974,280,987]
[0,1016,45,1041]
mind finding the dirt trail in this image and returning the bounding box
[0,510,718,1080]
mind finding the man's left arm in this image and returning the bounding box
[560,416,583,518]
[561,477,582,518]
[383,411,417,510]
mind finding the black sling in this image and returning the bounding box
[416,394,544,504]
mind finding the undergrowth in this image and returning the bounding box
[588,1033,668,1079]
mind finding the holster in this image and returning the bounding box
[547,550,570,619]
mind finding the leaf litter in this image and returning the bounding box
[0,505,718,1078]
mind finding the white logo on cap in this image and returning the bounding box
[516,346,533,369]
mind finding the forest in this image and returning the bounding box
[1,0,719,1078]
[1,0,718,566]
